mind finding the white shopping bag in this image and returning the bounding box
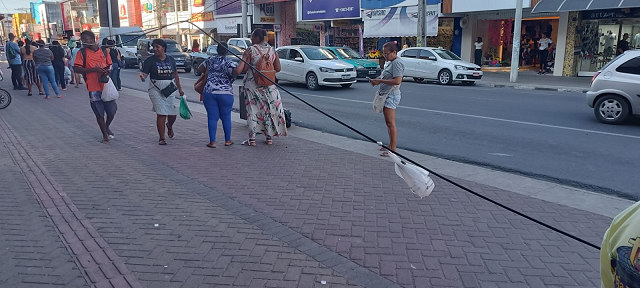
[101,78,119,102]
[388,151,435,198]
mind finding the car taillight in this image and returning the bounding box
[591,72,600,85]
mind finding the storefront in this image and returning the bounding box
[253,1,281,46]
[573,9,640,76]
[472,12,560,69]
[362,2,443,55]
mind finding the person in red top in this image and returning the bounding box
[73,30,116,143]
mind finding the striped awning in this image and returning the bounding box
[532,0,640,13]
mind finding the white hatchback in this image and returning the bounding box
[399,47,483,85]
[276,46,357,90]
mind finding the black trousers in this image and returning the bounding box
[53,62,66,89]
[474,49,482,66]
[539,50,549,70]
[10,64,23,88]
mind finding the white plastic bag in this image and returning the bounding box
[64,66,71,81]
[101,78,119,102]
[388,151,435,198]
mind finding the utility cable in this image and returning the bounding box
[81,19,603,251]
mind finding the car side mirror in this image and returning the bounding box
[294,57,303,62]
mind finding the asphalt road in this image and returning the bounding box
[120,68,640,200]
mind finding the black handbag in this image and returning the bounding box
[152,80,178,98]
[99,74,110,83]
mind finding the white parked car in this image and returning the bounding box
[399,47,483,85]
[587,50,640,124]
[276,46,357,90]
[227,38,253,49]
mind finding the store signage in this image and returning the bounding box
[361,0,442,9]
[582,8,640,20]
[118,0,128,20]
[217,17,241,34]
[190,11,214,22]
[193,0,205,7]
[274,24,281,32]
[363,5,439,38]
[332,20,351,27]
[217,0,241,15]
[301,0,361,21]
[254,2,281,24]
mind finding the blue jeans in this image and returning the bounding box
[37,65,60,96]
[111,62,121,90]
[202,92,234,142]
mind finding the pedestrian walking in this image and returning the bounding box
[6,33,27,90]
[198,42,241,148]
[370,41,404,157]
[20,38,44,96]
[33,40,61,99]
[71,42,84,88]
[238,28,287,146]
[73,31,116,143]
[139,38,185,146]
[106,40,122,90]
[50,41,67,90]
[537,32,552,75]
[192,39,200,52]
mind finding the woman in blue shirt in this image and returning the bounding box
[198,43,243,148]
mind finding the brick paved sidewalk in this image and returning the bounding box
[0,83,613,288]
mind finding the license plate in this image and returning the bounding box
[369,71,377,74]
[473,72,479,76]
[341,75,351,80]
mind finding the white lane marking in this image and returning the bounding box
[286,92,640,140]
[488,153,513,157]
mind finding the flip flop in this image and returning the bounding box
[167,125,174,138]
[380,151,390,157]
[241,139,256,146]
[159,139,167,145]
[225,141,234,146]
[207,143,216,148]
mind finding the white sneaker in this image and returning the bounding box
[108,135,115,140]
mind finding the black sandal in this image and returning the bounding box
[167,125,174,138]
[207,143,216,148]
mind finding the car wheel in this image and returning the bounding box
[184,68,191,73]
[306,72,319,90]
[414,77,424,83]
[438,69,452,85]
[594,94,630,124]
[341,83,352,88]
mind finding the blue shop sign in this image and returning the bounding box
[301,0,361,21]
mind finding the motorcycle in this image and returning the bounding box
[0,69,11,109]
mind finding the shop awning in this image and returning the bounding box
[532,0,640,13]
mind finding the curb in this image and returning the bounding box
[476,82,589,93]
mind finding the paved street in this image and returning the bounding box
[121,68,640,200]
[0,78,615,287]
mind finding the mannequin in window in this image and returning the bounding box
[634,32,640,48]
[601,30,617,57]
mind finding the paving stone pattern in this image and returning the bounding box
[0,84,614,287]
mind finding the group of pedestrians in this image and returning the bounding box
[4,33,123,99]
[66,28,403,159]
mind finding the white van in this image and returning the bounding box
[92,27,146,68]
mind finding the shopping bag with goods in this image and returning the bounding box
[101,78,119,102]
[179,96,192,120]
[388,151,435,198]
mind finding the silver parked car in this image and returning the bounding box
[587,50,640,124]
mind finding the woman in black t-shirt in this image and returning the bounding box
[139,39,185,145]
[50,41,67,90]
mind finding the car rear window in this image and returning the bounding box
[601,54,625,71]
[615,57,640,75]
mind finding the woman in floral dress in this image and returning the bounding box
[237,28,287,146]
